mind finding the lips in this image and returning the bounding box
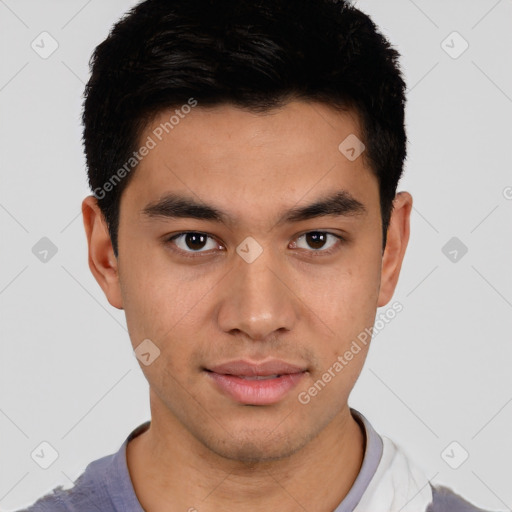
[207,359,307,377]
[205,359,307,405]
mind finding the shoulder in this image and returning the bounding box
[15,452,116,512]
[17,421,150,512]
[428,484,498,512]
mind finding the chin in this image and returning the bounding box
[203,426,311,464]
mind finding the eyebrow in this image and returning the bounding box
[141,190,367,226]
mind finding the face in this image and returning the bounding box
[84,100,410,462]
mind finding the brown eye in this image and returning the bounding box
[305,232,328,249]
[293,231,342,252]
[183,233,208,250]
[168,232,221,254]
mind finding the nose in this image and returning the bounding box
[216,243,299,342]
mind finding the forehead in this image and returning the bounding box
[121,101,379,224]
[142,100,365,166]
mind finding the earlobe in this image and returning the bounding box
[82,195,124,310]
[377,191,412,308]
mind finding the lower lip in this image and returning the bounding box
[206,371,306,405]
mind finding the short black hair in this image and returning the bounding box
[82,0,407,256]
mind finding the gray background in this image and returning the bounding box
[1,0,511,510]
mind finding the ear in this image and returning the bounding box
[377,191,412,307]
[82,195,124,310]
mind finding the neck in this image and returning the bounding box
[126,403,365,512]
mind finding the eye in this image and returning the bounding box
[165,230,345,258]
[167,232,224,256]
[290,231,344,254]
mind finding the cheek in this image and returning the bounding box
[122,279,193,344]
[118,252,219,366]
[120,267,204,393]
[307,252,381,370]
[314,257,380,329]
[119,253,177,345]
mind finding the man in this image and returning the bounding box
[19,0,495,510]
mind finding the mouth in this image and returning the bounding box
[232,374,283,380]
[204,359,308,405]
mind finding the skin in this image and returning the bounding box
[82,100,412,512]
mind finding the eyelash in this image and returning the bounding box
[165,231,346,259]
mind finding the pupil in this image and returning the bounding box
[186,233,207,250]
[306,232,326,249]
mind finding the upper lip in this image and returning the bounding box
[207,359,307,377]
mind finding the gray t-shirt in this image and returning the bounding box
[17,409,494,512]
